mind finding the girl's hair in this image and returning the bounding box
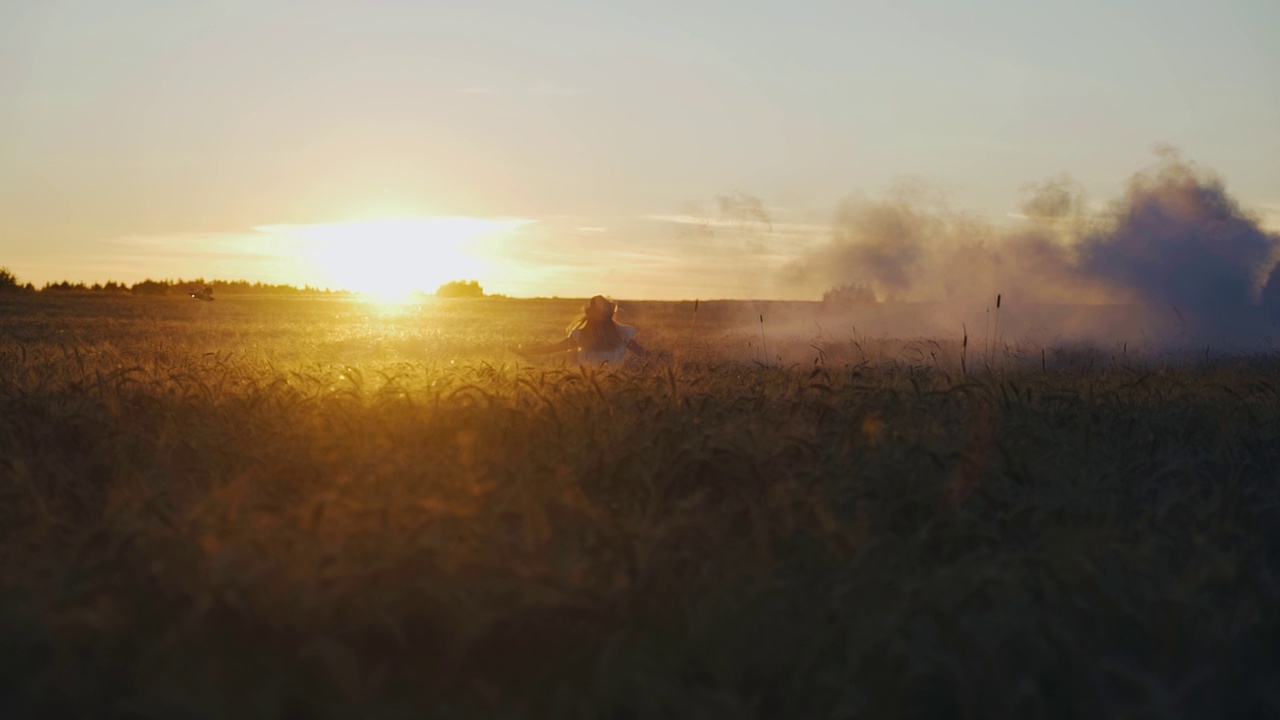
[571,295,623,352]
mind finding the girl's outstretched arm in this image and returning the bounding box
[626,338,648,357]
[512,336,575,356]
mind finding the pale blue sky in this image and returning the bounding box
[3,0,1277,298]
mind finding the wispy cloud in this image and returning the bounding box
[104,229,297,259]
[527,83,586,96]
[473,213,826,300]
[648,213,827,235]
[28,229,308,285]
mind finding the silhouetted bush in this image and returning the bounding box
[436,279,485,298]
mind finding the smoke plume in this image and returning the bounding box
[1079,150,1279,333]
[789,150,1280,349]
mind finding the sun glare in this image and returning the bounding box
[264,217,527,303]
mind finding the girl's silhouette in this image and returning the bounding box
[513,295,647,365]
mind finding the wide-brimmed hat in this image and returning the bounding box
[585,295,615,319]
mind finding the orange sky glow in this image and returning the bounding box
[3,1,1277,300]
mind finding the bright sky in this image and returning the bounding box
[3,0,1278,299]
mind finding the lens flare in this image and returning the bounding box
[258,216,529,301]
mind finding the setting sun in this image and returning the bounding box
[259,217,528,300]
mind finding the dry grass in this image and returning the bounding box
[1,293,1279,719]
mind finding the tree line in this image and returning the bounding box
[0,268,337,295]
[1,268,491,298]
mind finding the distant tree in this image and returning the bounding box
[0,267,22,292]
[44,280,86,292]
[131,279,171,295]
[436,280,485,298]
[822,283,877,307]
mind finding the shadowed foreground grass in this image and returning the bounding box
[1,295,1279,719]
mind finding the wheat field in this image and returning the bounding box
[2,293,1279,719]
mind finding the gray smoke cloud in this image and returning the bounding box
[1079,149,1279,333]
[787,150,1280,350]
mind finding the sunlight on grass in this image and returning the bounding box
[2,294,1279,718]
[357,288,431,312]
